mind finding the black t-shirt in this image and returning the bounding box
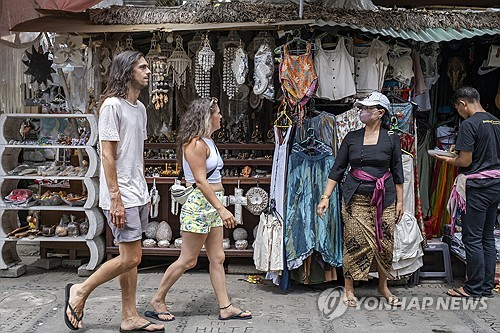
[328,128,404,208]
[455,112,500,187]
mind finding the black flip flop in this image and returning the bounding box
[446,287,470,298]
[64,283,83,330]
[119,322,165,332]
[144,310,175,322]
[218,311,252,321]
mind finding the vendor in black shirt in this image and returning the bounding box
[317,92,404,307]
[435,87,500,299]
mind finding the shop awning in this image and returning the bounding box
[313,20,500,43]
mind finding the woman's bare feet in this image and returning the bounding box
[343,289,359,307]
[219,304,252,320]
[120,317,164,332]
[378,286,401,306]
[148,299,175,321]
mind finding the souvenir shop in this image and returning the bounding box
[1,2,499,281]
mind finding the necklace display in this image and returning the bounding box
[195,35,215,98]
[166,35,192,88]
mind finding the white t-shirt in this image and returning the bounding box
[98,97,149,210]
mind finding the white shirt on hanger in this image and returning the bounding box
[314,36,356,101]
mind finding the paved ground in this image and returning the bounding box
[1,248,499,333]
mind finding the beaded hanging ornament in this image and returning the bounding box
[158,32,174,59]
[222,31,242,100]
[194,35,215,98]
[146,33,169,110]
[166,35,192,88]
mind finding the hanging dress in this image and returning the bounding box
[279,43,318,106]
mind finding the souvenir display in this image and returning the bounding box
[23,45,55,86]
[166,35,192,88]
[124,35,135,50]
[145,221,160,239]
[113,40,124,58]
[245,186,269,215]
[156,221,172,242]
[222,31,242,99]
[158,240,170,248]
[194,35,215,98]
[232,42,248,85]
[223,238,231,249]
[143,239,157,247]
[53,35,84,67]
[233,227,248,241]
[235,239,249,250]
[253,43,274,100]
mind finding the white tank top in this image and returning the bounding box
[183,137,223,183]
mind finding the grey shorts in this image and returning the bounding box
[104,204,149,243]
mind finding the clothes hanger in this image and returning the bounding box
[274,29,313,55]
[388,116,413,137]
[274,101,293,128]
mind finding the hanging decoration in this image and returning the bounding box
[22,45,55,86]
[222,31,241,100]
[124,35,135,50]
[53,35,84,67]
[253,43,274,100]
[113,40,124,58]
[188,32,203,57]
[146,33,169,111]
[194,35,215,98]
[232,41,248,86]
[158,32,174,59]
[248,31,275,60]
[166,35,192,88]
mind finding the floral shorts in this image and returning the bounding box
[180,188,223,234]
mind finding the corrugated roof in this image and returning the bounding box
[313,20,500,42]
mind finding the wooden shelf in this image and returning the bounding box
[144,159,273,166]
[145,176,271,184]
[106,246,254,258]
[145,143,274,150]
[4,236,87,242]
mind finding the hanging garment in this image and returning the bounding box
[413,75,440,112]
[279,43,318,106]
[411,49,427,96]
[253,212,283,272]
[289,252,337,284]
[420,42,440,77]
[389,102,413,133]
[270,125,292,218]
[314,37,356,101]
[284,146,342,270]
[391,212,424,277]
[430,160,458,236]
[334,108,364,149]
[354,39,390,97]
[402,154,415,216]
[295,112,337,150]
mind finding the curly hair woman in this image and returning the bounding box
[146,97,252,322]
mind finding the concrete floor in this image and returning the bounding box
[0,245,499,333]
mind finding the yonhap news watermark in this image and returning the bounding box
[317,287,489,320]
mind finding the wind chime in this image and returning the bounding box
[146,33,169,111]
[194,35,215,98]
[166,35,192,88]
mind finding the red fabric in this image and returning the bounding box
[35,0,102,12]
[350,169,391,253]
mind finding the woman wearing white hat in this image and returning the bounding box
[317,92,404,307]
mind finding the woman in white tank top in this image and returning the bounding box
[146,97,252,322]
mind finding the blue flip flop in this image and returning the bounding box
[218,311,252,321]
[144,310,175,322]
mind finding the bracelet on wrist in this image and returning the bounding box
[321,195,330,200]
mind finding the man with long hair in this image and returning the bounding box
[64,51,164,333]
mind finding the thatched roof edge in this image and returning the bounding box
[87,2,500,32]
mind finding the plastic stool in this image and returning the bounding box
[412,239,453,284]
